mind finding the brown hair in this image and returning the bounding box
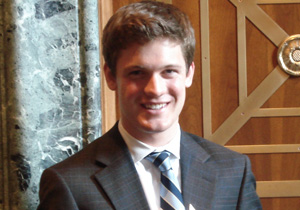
[102,1,195,75]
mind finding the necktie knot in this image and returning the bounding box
[145,150,172,172]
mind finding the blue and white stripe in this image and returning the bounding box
[146,151,185,210]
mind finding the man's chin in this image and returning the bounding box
[140,125,165,133]
[138,120,174,134]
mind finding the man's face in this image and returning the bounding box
[104,39,194,144]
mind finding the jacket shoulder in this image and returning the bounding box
[182,131,247,162]
[49,123,123,171]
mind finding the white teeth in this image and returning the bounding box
[144,103,167,110]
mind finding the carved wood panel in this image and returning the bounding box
[181,0,300,209]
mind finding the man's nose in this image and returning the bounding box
[144,75,165,97]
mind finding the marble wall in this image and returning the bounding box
[0,0,102,209]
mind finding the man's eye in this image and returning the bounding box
[128,70,145,78]
[165,69,177,75]
[166,70,174,73]
[129,70,142,75]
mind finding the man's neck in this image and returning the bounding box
[119,119,180,147]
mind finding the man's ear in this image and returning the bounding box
[185,62,195,88]
[103,63,117,90]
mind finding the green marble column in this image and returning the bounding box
[0,0,102,209]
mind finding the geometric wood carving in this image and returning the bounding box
[200,0,300,198]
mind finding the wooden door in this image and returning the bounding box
[99,0,300,209]
[178,0,300,209]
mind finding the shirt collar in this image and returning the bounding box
[118,120,181,164]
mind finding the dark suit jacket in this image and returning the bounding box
[38,123,262,210]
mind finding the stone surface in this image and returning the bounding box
[0,0,102,209]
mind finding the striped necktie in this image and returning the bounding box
[145,150,185,210]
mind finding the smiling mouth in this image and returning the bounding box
[143,103,167,110]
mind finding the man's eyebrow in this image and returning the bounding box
[123,65,146,72]
[124,64,182,71]
[163,64,182,69]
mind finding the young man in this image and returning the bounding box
[38,1,262,209]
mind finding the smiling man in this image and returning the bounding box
[105,39,194,147]
[38,1,262,210]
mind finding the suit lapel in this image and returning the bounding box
[180,131,218,210]
[93,124,150,210]
[92,124,218,209]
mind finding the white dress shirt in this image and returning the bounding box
[118,121,182,210]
